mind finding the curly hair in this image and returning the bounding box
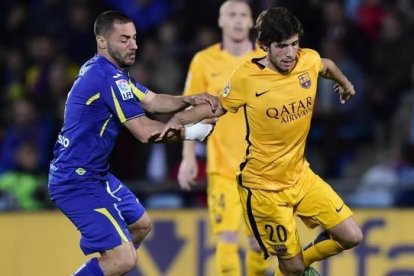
[255,7,304,50]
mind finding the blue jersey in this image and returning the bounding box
[49,55,148,184]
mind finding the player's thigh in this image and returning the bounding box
[207,174,243,234]
[296,168,353,230]
[237,185,302,259]
[51,180,133,255]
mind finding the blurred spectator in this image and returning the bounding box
[0,2,28,51]
[320,0,371,70]
[310,37,371,177]
[356,0,386,42]
[390,62,414,154]
[0,98,54,174]
[347,162,397,208]
[27,0,67,35]
[368,10,414,149]
[25,33,59,108]
[393,142,414,207]
[104,0,172,35]
[0,142,48,210]
[63,1,97,65]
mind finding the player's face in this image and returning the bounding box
[267,34,299,74]
[219,2,253,42]
[106,22,138,68]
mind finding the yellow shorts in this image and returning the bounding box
[207,174,243,234]
[238,167,353,259]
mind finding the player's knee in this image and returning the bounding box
[118,246,137,273]
[339,226,363,249]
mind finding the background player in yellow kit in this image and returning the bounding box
[160,7,363,276]
[177,0,268,275]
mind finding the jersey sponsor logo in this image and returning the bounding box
[255,89,270,97]
[266,96,313,123]
[113,73,123,79]
[57,134,70,148]
[298,72,311,89]
[222,82,231,97]
[115,79,134,100]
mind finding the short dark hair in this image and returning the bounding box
[255,7,304,49]
[94,10,132,36]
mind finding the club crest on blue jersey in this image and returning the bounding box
[115,79,133,100]
[298,72,311,89]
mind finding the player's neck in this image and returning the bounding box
[222,37,253,57]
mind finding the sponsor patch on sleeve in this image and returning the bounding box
[222,82,231,97]
[115,79,134,100]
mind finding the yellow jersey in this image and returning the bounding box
[219,48,323,191]
[184,43,264,178]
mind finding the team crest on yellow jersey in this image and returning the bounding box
[222,82,231,97]
[298,72,311,89]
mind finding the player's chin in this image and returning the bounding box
[124,58,136,66]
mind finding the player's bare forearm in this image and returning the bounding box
[320,58,356,103]
[320,58,352,88]
[142,91,218,114]
[125,115,184,143]
[171,102,225,126]
[182,140,196,158]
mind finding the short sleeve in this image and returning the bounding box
[101,76,147,123]
[219,70,246,113]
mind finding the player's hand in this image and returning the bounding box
[188,93,218,112]
[153,116,183,142]
[334,82,355,104]
[177,157,198,190]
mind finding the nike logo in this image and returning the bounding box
[336,204,344,213]
[255,90,270,97]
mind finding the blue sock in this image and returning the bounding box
[73,257,104,276]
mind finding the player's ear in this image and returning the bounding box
[96,35,106,49]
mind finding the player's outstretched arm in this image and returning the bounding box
[124,115,184,143]
[140,91,218,114]
[320,58,356,104]
[155,101,225,141]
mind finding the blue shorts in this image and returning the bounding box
[49,173,145,255]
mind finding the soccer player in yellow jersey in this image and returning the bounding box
[178,1,268,275]
[160,7,363,276]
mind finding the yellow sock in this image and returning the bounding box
[216,242,241,276]
[302,231,344,267]
[245,249,268,276]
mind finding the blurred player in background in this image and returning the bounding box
[177,1,268,275]
[164,7,363,276]
[48,10,216,276]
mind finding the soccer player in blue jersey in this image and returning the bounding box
[48,10,217,276]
